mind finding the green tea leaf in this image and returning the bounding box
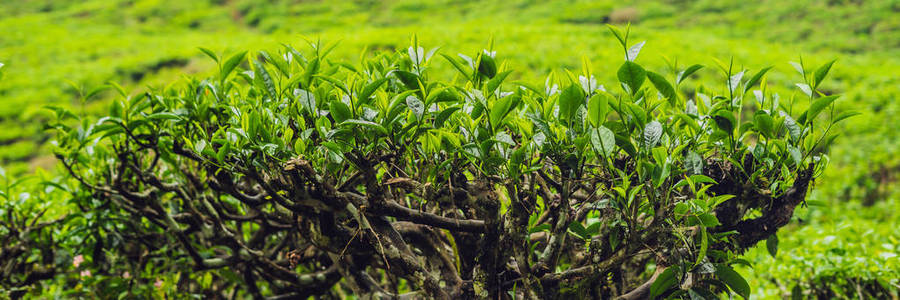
[813,59,836,89]
[728,71,744,95]
[486,70,513,94]
[805,95,840,124]
[796,83,812,97]
[587,93,610,128]
[643,120,662,148]
[295,88,316,114]
[715,264,750,299]
[647,71,676,103]
[754,112,774,137]
[434,106,460,129]
[253,59,277,100]
[766,234,779,258]
[329,101,352,123]
[606,24,627,48]
[558,84,584,125]
[406,95,425,120]
[649,266,678,299]
[395,70,421,91]
[651,146,668,165]
[699,213,720,227]
[490,95,515,130]
[696,227,709,267]
[789,61,805,76]
[685,151,703,175]
[617,61,646,93]
[440,53,472,81]
[568,221,589,240]
[674,202,689,215]
[781,112,802,141]
[743,66,772,94]
[626,41,645,62]
[198,47,218,63]
[712,111,735,133]
[831,110,860,124]
[478,54,497,78]
[590,126,616,156]
[221,51,247,80]
[359,77,389,104]
[677,64,703,84]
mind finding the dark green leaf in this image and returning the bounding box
[259,50,290,77]
[558,84,584,125]
[568,222,589,240]
[329,101,352,123]
[766,234,779,258]
[429,88,462,105]
[699,213,720,227]
[434,106,460,129]
[617,61,646,93]
[713,111,735,133]
[647,71,676,103]
[791,285,803,300]
[359,77,389,104]
[649,267,678,299]
[394,70,421,91]
[831,110,860,124]
[478,54,497,78]
[754,112,774,137]
[696,227,708,266]
[301,57,320,87]
[689,288,719,300]
[715,264,750,299]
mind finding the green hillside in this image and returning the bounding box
[1,0,898,298]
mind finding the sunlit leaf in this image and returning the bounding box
[617,61,646,93]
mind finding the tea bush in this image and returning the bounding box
[14,25,848,299]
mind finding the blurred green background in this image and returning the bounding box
[1,0,898,298]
